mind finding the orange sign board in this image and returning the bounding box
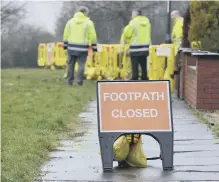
[97,81,172,132]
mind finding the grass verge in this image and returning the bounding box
[188,105,219,139]
[1,69,96,182]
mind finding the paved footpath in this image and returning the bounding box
[39,94,219,182]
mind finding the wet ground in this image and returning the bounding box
[38,95,219,182]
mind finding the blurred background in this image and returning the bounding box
[1,1,189,68]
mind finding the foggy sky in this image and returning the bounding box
[24,1,63,34]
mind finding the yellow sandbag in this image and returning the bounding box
[113,135,130,161]
[126,136,147,168]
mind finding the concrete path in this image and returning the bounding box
[39,95,219,182]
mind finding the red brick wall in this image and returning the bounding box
[196,59,219,109]
[180,53,197,100]
[179,52,186,99]
[185,66,197,108]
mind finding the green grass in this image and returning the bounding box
[1,69,96,182]
[213,123,219,138]
[196,111,219,138]
[188,104,219,139]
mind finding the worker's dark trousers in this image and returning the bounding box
[67,54,87,85]
[130,55,148,80]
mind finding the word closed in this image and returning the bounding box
[97,81,172,132]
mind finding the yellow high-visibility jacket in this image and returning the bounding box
[120,16,151,54]
[63,12,97,54]
[120,25,129,44]
[171,17,184,46]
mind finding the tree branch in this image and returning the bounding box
[1,2,27,25]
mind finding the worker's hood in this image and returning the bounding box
[133,16,150,27]
[73,12,90,24]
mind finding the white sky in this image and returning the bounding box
[24,1,63,34]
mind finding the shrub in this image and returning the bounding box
[189,1,219,52]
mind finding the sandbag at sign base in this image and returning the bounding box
[113,135,147,168]
[113,136,130,161]
[125,136,147,168]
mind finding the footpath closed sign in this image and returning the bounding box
[97,80,172,132]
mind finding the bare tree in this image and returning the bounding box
[1,1,27,66]
[55,1,167,43]
[1,1,56,68]
[1,1,27,32]
[2,22,56,68]
[55,1,189,43]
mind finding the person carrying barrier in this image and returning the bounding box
[120,9,151,81]
[63,6,97,86]
[171,10,184,47]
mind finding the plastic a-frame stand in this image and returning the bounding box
[96,80,174,172]
[98,132,173,172]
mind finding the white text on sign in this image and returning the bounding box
[103,92,164,102]
[103,92,165,119]
[112,109,158,118]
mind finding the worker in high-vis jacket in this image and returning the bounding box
[171,10,184,46]
[63,6,97,86]
[120,9,151,81]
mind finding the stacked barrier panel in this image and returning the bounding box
[37,42,178,92]
[37,43,47,67]
[119,44,132,80]
[46,43,56,68]
[54,42,67,68]
[159,44,177,92]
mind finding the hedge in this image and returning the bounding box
[189,1,219,53]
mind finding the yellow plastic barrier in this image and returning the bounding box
[148,45,165,80]
[86,47,96,80]
[105,45,121,80]
[120,44,132,80]
[103,45,113,80]
[94,52,103,80]
[159,44,176,92]
[38,42,178,88]
[148,44,177,92]
[51,45,56,70]
[46,43,56,68]
[113,45,123,79]
[107,44,132,80]
[98,44,109,79]
[37,43,47,67]
[54,42,67,67]
[37,42,133,81]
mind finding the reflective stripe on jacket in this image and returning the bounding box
[121,16,151,54]
[63,12,97,53]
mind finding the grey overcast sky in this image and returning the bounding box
[24,1,63,34]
